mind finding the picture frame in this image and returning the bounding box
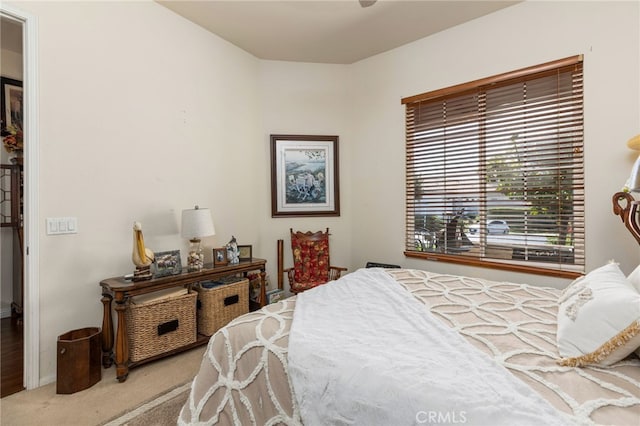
[0,77,23,131]
[238,245,252,261]
[213,247,228,266]
[153,250,182,278]
[267,288,285,304]
[270,134,340,217]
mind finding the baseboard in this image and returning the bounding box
[39,374,56,387]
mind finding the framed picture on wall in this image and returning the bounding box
[270,134,340,217]
[0,77,23,153]
[0,77,22,130]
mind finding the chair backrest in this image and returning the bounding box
[290,228,331,285]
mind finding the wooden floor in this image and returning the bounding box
[1,316,24,398]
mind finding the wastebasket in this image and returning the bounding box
[56,327,102,394]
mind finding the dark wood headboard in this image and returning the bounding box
[612,192,640,244]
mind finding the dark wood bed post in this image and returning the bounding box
[612,192,640,245]
[277,239,284,290]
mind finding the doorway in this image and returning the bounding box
[0,13,24,398]
[1,4,39,395]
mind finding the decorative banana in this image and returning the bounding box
[132,221,154,267]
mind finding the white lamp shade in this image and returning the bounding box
[628,155,640,192]
[181,206,215,239]
[626,135,640,192]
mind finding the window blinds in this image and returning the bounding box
[403,56,584,275]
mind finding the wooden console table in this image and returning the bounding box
[100,258,266,382]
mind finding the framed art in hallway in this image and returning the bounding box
[270,134,340,217]
[1,77,23,154]
[0,77,22,131]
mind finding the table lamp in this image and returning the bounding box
[614,134,640,245]
[181,205,215,271]
[625,134,640,192]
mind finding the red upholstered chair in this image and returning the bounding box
[284,228,347,294]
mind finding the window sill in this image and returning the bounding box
[404,251,583,280]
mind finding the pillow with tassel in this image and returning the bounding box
[557,261,640,367]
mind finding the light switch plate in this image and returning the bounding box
[46,217,78,235]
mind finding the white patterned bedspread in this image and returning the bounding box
[288,268,569,425]
[178,268,640,425]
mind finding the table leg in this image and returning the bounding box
[100,292,114,368]
[114,295,129,382]
[259,269,267,307]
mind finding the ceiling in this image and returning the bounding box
[156,0,521,64]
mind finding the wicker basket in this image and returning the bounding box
[125,290,197,362]
[194,278,249,336]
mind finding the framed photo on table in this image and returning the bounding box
[270,134,340,217]
[153,250,182,277]
[238,245,252,261]
[213,247,228,266]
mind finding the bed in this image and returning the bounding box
[178,264,640,425]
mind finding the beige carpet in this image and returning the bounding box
[0,346,206,426]
[102,382,191,426]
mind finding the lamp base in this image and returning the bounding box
[187,238,204,271]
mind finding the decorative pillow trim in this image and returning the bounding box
[558,320,640,367]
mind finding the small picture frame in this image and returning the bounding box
[153,250,182,277]
[267,288,285,304]
[238,245,252,261]
[213,247,228,266]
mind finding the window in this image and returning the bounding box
[403,56,584,278]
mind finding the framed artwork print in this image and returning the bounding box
[213,247,228,266]
[153,250,182,277]
[267,288,285,304]
[270,134,340,217]
[0,77,23,131]
[238,245,252,261]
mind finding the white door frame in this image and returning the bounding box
[1,3,40,390]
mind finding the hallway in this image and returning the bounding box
[1,316,24,397]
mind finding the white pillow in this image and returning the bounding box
[627,264,640,293]
[628,265,640,358]
[557,261,640,367]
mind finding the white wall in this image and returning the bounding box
[5,0,639,385]
[8,0,261,384]
[0,49,22,80]
[257,60,352,288]
[348,0,640,287]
